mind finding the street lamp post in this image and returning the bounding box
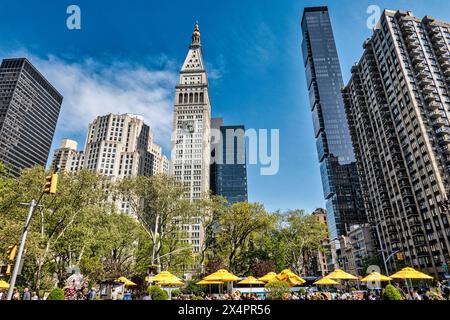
[374,223,389,274]
[6,200,42,300]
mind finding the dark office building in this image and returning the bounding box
[301,7,367,239]
[0,58,63,176]
[210,117,248,204]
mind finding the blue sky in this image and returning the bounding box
[1,0,449,213]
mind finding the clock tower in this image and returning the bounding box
[170,22,211,253]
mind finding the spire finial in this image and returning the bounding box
[191,21,201,46]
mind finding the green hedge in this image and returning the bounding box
[382,284,404,300]
[47,288,65,300]
[148,285,168,300]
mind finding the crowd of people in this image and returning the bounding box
[0,288,39,300]
[1,280,449,301]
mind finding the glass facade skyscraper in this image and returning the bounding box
[210,118,248,204]
[301,7,366,239]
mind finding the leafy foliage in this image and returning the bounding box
[47,288,65,300]
[264,280,291,300]
[382,284,404,300]
[148,285,168,300]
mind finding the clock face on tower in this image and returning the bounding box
[182,120,195,134]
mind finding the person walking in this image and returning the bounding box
[31,292,39,300]
[88,288,97,300]
[111,288,118,300]
[22,288,31,300]
[12,288,20,300]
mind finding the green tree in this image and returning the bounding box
[382,284,404,300]
[47,288,65,300]
[215,202,274,273]
[277,210,328,275]
[0,167,112,290]
[116,174,194,272]
[148,285,169,300]
[265,280,291,300]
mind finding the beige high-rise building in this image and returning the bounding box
[51,139,84,173]
[51,113,168,213]
[343,10,450,277]
[171,23,212,253]
[83,113,156,183]
[151,142,170,175]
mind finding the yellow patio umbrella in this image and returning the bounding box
[238,276,265,295]
[258,272,277,283]
[390,267,433,280]
[152,271,182,282]
[238,276,265,285]
[115,276,137,286]
[0,280,10,289]
[203,269,240,282]
[196,280,224,285]
[390,267,433,300]
[326,269,358,280]
[314,277,339,285]
[361,272,392,283]
[197,279,223,295]
[203,269,240,295]
[156,279,184,286]
[275,269,306,286]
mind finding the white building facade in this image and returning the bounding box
[171,23,212,253]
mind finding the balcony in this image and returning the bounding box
[428,25,441,35]
[436,127,450,135]
[414,62,427,70]
[424,93,437,103]
[408,40,421,49]
[441,60,450,70]
[433,39,446,47]
[419,77,433,86]
[435,46,447,55]
[432,117,448,127]
[441,144,450,154]
[416,70,429,79]
[429,109,446,118]
[438,53,450,63]
[425,101,442,111]
[422,85,434,94]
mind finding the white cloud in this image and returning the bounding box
[2,49,178,151]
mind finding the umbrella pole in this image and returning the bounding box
[405,279,411,300]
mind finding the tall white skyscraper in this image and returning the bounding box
[171,23,212,253]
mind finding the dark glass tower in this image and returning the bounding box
[301,7,366,239]
[210,118,248,204]
[0,58,63,176]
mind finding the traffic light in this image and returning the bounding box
[396,252,404,261]
[43,173,58,194]
[6,245,17,262]
[0,265,11,275]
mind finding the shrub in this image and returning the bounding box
[181,280,205,295]
[171,289,182,299]
[191,296,203,300]
[47,288,65,300]
[382,284,404,300]
[426,291,445,300]
[265,280,291,300]
[148,285,168,300]
[298,288,306,295]
[310,292,328,300]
